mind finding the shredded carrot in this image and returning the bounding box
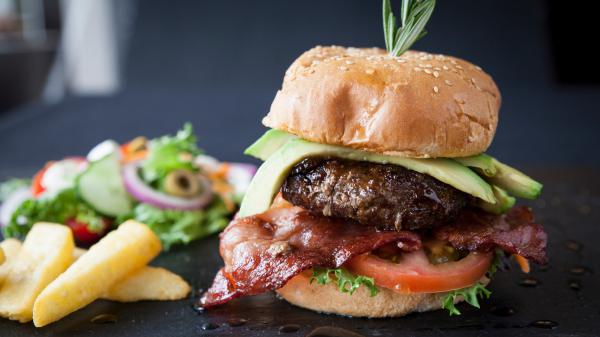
[514,254,530,273]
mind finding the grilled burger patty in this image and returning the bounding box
[281,157,469,231]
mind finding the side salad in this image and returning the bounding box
[0,123,255,249]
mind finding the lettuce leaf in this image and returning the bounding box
[441,282,491,316]
[2,188,105,238]
[122,197,230,250]
[441,249,505,315]
[310,267,378,297]
[141,123,202,185]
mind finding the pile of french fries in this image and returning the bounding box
[0,221,191,327]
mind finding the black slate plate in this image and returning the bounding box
[0,168,599,337]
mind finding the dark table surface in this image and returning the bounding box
[0,167,598,337]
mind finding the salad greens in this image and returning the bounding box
[141,123,202,187]
[0,178,30,203]
[0,123,247,250]
[2,188,106,239]
[310,267,379,297]
[119,198,230,250]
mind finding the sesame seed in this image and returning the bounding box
[365,68,375,75]
[424,69,432,74]
[433,86,439,93]
[414,67,422,72]
[475,66,482,71]
[456,65,463,70]
[396,59,406,63]
[442,65,449,70]
[345,60,354,65]
[471,78,476,84]
[433,71,440,78]
[339,66,348,71]
[445,79,453,86]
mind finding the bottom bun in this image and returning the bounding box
[277,271,488,318]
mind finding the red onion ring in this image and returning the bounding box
[0,187,31,227]
[122,162,213,210]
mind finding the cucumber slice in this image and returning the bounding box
[454,153,497,177]
[244,129,298,161]
[77,153,132,217]
[238,138,495,217]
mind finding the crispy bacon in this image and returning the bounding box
[433,206,547,264]
[200,206,421,308]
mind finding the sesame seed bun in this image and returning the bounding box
[276,271,489,318]
[263,46,501,158]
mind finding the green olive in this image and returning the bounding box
[128,136,147,153]
[163,170,201,198]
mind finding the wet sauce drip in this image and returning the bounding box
[490,306,516,317]
[568,279,582,291]
[529,320,558,329]
[518,277,540,287]
[201,322,219,330]
[279,324,300,333]
[569,266,592,275]
[91,313,118,324]
[306,326,366,337]
[564,240,583,252]
[226,317,248,327]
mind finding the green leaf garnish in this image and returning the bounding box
[2,188,105,239]
[310,267,378,297]
[117,197,231,250]
[441,249,503,315]
[382,0,436,56]
[442,282,491,316]
[141,123,202,186]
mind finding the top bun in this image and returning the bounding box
[263,46,501,158]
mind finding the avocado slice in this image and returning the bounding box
[237,139,496,217]
[454,153,497,177]
[485,159,543,199]
[477,186,516,214]
[244,129,298,161]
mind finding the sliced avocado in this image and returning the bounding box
[238,139,495,217]
[244,129,298,161]
[486,159,543,199]
[477,186,516,214]
[454,153,497,177]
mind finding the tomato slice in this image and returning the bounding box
[66,217,110,245]
[346,249,492,293]
[31,161,54,197]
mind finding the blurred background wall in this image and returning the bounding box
[0,0,598,171]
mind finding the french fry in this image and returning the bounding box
[73,248,191,302]
[0,247,4,266]
[72,246,87,260]
[0,239,22,285]
[33,221,161,327]
[103,266,191,302]
[0,224,74,322]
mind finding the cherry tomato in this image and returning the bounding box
[66,218,110,245]
[346,249,492,293]
[31,162,54,197]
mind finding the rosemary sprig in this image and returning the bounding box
[382,0,436,56]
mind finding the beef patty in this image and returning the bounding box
[281,157,469,231]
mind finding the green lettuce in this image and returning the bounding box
[122,198,230,250]
[441,250,504,315]
[141,123,202,185]
[2,188,105,239]
[310,267,378,297]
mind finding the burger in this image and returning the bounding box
[201,0,547,317]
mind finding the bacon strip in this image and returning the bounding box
[201,206,421,308]
[433,206,547,264]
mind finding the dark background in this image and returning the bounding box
[0,0,599,169]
